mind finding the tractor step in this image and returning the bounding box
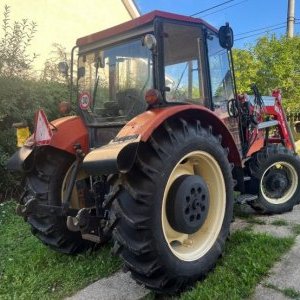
[236,194,258,204]
[257,120,279,130]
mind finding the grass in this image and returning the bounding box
[0,201,121,300]
[0,201,296,300]
[234,204,266,225]
[265,283,300,299]
[271,219,289,226]
[178,231,294,300]
[292,224,300,235]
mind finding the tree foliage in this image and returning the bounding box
[233,34,300,112]
[0,5,69,200]
[0,5,37,78]
[41,43,70,83]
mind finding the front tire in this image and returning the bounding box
[111,119,234,293]
[246,145,300,214]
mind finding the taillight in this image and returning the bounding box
[34,109,53,145]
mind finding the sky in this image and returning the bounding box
[135,0,300,48]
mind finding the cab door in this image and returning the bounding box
[206,31,242,153]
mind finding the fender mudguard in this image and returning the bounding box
[47,116,89,154]
[7,116,88,172]
[82,105,242,175]
[6,146,33,171]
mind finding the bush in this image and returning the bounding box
[0,77,69,200]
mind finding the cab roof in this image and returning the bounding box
[76,10,218,47]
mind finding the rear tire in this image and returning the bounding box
[246,145,300,214]
[24,149,93,254]
[111,119,234,293]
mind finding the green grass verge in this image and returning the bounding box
[1,201,296,300]
[271,219,289,226]
[233,204,266,225]
[264,283,300,299]
[0,201,121,300]
[179,230,294,300]
[292,224,300,235]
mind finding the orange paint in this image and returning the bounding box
[48,116,89,155]
[247,138,265,157]
[117,105,242,166]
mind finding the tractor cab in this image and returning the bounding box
[75,11,239,149]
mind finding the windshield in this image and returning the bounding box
[78,38,153,124]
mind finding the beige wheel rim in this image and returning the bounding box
[162,151,226,262]
[61,163,89,209]
[260,161,298,205]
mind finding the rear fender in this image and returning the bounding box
[48,116,89,154]
[7,116,88,172]
[82,105,241,175]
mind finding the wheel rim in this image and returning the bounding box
[162,151,226,262]
[260,161,298,205]
[61,163,89,209]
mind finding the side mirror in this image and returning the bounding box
[58,61,69,76]
[219,23,234,50]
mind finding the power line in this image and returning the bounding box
[235,22,286,37]
[200,0,249,18]
[235,22,300,41]
[235,25,286,41]
[190,0,234,17]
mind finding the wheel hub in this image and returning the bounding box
[264,169,289,198]
[167,175,210,234]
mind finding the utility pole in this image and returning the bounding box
[287,0,295,38]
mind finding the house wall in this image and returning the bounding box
[2,0,138,72]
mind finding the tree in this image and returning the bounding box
[0,5,37,78]
[232,48,259,93]
[41,43,70,83]
[233,34,300,112]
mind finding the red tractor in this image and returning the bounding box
[7,11,300,293]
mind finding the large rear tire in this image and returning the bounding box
[111,119,234,293]
[24,148,93,254]
[246,145,300,214]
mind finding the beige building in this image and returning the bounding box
[2,0,140,71]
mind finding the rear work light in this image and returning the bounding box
[34,109,53,145]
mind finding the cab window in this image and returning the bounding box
[163,23,204,104]
[206,32,234,109]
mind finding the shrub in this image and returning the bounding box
[0,77,69,200]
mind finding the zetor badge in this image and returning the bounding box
[79,92,92,110]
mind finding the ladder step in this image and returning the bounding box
[257,120,279,130]
[236,194,258,204]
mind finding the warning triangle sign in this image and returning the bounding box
[34,109,53,145]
